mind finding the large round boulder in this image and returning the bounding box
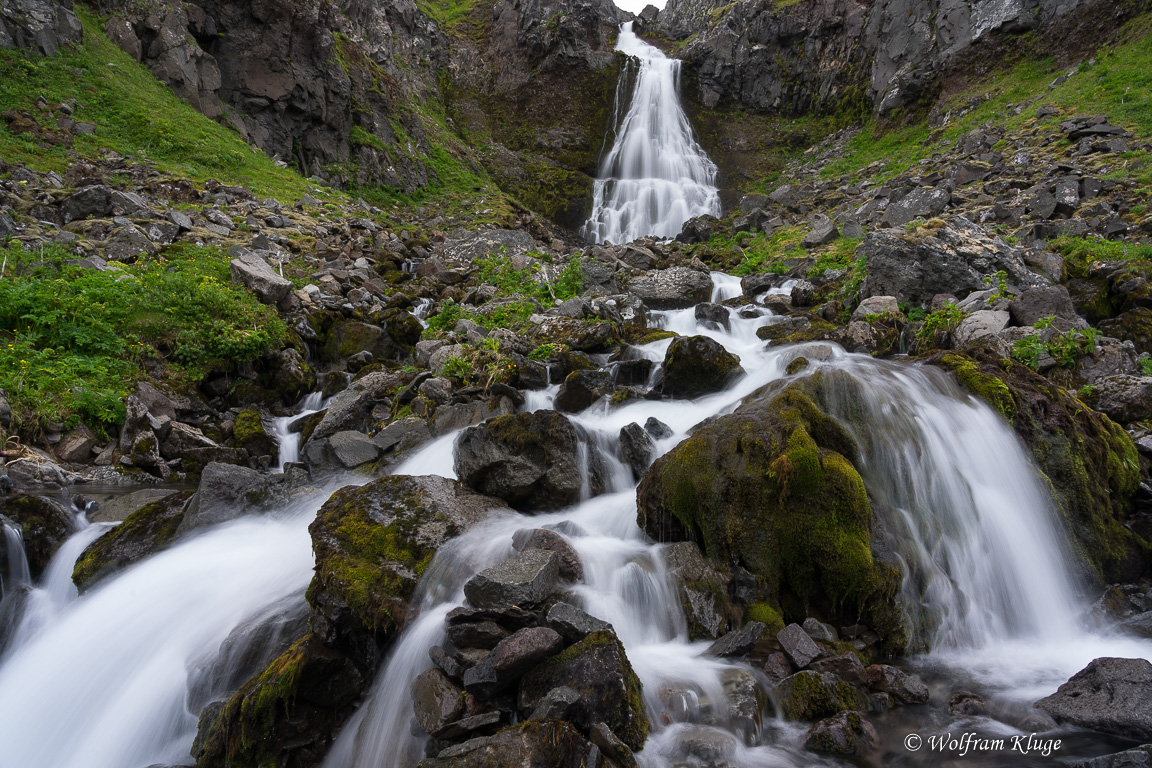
[454,410,605,511]
[636,382,903,647]
[660,336,745,398]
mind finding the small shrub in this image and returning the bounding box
[914,305,965,349]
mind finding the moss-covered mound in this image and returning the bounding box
[307,475,506,668]
[192,633,361,768]
[637,383,904,648]
[934,350,1148,582]
[517,630,648,751]
[72,491,192,592]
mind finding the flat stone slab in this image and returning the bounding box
[464,549,560,610]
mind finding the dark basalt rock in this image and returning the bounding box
[804,710,878,757]
[463,549,560,611]
[660,335,745,398]
[1035,657,1152,741]
[72,491,193,592]
[416,720,605,768]
[308,476,510,670]
[454,410,606,512]
[512,528,584,582]
[518,630,649,751]
[0,495,77,578]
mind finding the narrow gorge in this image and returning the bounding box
[1,0,1152,767]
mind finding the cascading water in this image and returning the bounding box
[583,22,721,244]
[1,519,30,596]
[0,488,334,768]
[3,275,1151,767]
[272,391,326,471]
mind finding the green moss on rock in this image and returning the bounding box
[72,491,192,592]
[774,670,868,721]
[232,408,277,460]
[637,384,903,650]
[193,633,361,768]
[518,630,648,751]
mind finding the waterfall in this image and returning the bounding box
[1,519,30,597]
[0,492,325,768]
[583,22,721,244]
[271,391,325,472]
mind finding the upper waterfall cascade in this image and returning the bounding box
[583,22,721,244]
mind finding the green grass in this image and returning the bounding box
[1050,235,1152,273]
[417,0,483,31]
[0,241,286,433]
[817,13,1152,184]
[0,7,313,202]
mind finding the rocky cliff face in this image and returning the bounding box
[81,0,625,224]
[94,0,446,192]
[0,0,81,55]
[656,0,1145,117]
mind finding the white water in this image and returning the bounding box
[272,391,325,471]
[1,519,30,596]
[3,274,1152,767]
[0,490,327,768]
[583,22,720,244]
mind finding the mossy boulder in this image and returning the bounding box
[774,671,868,721]
[231,408,277,462]
[0,495,76,578]
[72,491,192,592]
[660,335,745,398]
[934,350,1148,582]
[1100,308,1152,356]
[192,633,362,768]
[636,383,903,649]
[322,320,394,363]
[307,475,510,670]
[454,410,605,511]
[517,630,649,751]
[415,720,606,768]
[265,347,316,405]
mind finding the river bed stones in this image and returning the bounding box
[660,335,745,398]
[463,549,560,610]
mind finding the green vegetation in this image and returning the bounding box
[0,241,286,433]
[0,7,311,201]
[475,251,585,305]
[1051,235,1152,275]
[914,305,966,349]
[1011,315,1103,369]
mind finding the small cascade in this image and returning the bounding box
[0,519,30,597]
[583,23,720,244]
[411,297,434,328]
[271,391,325,472]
